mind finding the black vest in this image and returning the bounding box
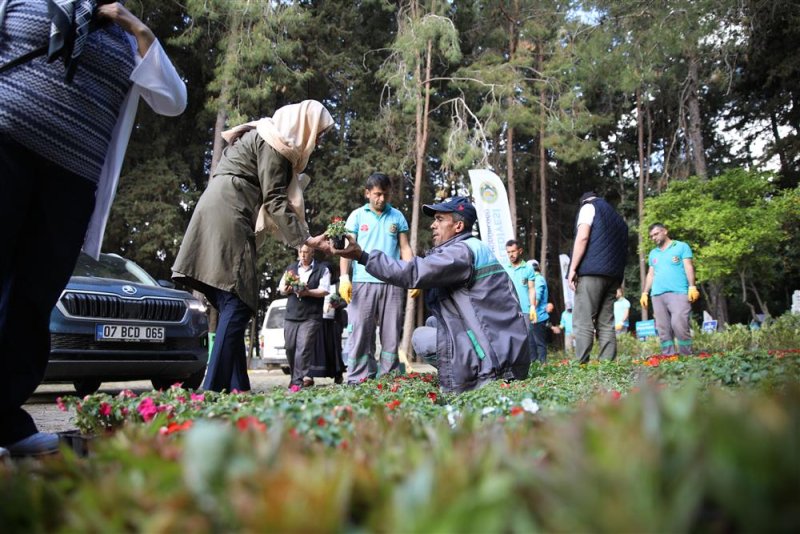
[574,198,628,281]
[285,261,327,321]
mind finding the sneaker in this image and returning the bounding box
[6,432,60,457]
[302,377,315,387]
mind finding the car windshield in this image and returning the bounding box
[72,253,159,286]
[266,305,285,329]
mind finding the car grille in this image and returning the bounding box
[50,333,206,356]
[60,292,186,322]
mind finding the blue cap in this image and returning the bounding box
[422,196,477,225]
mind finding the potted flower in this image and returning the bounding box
[284,271,306,293]
[328,292,347,310]
[325,216,348,249]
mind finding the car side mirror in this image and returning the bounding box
[157,279,176,289]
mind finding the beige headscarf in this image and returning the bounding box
[221,100,334,174]
[221,100,334,247]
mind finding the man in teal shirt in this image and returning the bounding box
[640,223,699,355]
[339,173,414,383]
[504,240,537,360]
[529,258,550,362]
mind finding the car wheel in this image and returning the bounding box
[73,379,102,397]
[281,365,291,375]
[151,367,206,391]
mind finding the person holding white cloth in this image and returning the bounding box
[0,0,186,456]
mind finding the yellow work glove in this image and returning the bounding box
[640,292,649,308]
[688,285,700,303]
[529,308,537,323]
[615,323,623,331]
[409,288,421,299]
[339,277,352,304]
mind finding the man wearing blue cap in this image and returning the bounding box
[334,196,531,392]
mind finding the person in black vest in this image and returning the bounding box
[279,244,331,388]
[567,192,628,363]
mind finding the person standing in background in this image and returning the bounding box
[567,192,629,364]
[0,0,186,456]
[640,223,699,355]
[614,288,631,335]
[279,245,330,388]
[504,240,537,359]
[529,259,550,362]
[338,172,415,384]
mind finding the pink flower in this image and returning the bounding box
[610,390,622,401]
[176,396,187,404]
[99,402,112,417]
[56,397,66,412]
[190,392,205,402]
[137,397,158,422]
[118,389,137,399]
[289,384,301,393]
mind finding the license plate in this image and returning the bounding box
[96,324,165,343]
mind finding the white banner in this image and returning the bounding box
[468,169,515,265]
[558,253,575,309]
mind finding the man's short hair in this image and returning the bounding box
[505,239,520,248]
[649,222,667,232]
[365,172,392,191]
[450,211,474,231]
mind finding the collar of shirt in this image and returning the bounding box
[298,260,315,283]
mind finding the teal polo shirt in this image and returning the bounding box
[504,262,535,313]
[648,240,693,296]
[346,203,409,283]
[533,273,549,322]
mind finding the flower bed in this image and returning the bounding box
[1,348,799,531]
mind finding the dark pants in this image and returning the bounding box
[202,288,252,392]
[0,137,96,445]
[531,321,548,363]
[285,317,321,386]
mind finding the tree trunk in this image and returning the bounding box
[538,47,548,277]
[505,7,518,232]
[399,38,433,367]
[686,56,707,179]
[637,89,649,321]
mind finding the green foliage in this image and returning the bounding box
[3,357,800,532]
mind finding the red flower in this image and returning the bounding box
[510,406,524,416]
[317,417,326,427]
[427,392,438,403]
[385,400,401,410]
[390,384,400,393]
[160,420,193,435]
[236,416,266,432]
[610,390,622,401]
[99,402,112,417]
[500,382,511,389]
[376,383,383,390]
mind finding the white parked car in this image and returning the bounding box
[259,298,289,374]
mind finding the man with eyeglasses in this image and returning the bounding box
[640,223,699,355]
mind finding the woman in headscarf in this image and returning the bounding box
[172,100,334,392]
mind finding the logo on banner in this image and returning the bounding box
[479,182,498,204]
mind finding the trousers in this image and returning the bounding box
[652,292,693,355]
[573,275,619,364]
[0,137,96,445]
[346,282,404,383]
[202,287,252,392]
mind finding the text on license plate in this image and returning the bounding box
[96,324,165,343]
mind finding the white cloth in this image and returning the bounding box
[576,203,596,227]
[82,37,187,258]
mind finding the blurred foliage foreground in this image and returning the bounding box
[3,319,800,532]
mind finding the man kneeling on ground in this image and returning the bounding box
[335,196,530,393]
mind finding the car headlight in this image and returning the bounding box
[186,299,207,313]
